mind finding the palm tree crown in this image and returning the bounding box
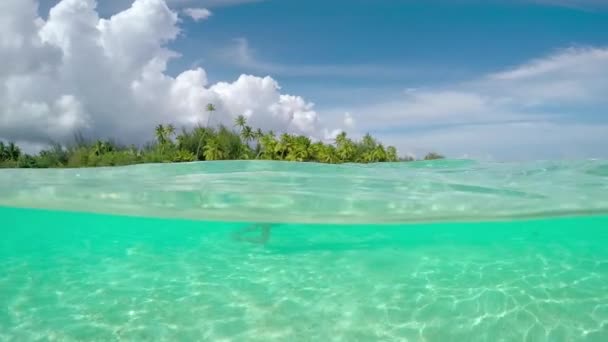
[241,126,255,143]
[155,124,167,145]
[234,115,247,130]
[205,103,216,128]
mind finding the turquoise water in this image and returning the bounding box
[2,160,608,341]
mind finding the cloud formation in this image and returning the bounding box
[216,37,430,79]
[168,0,262,7]
[530,0,608,10]
[0,0,328,147]
[339,47,608,160]
[182,7,211,21]
[38,0,263,16]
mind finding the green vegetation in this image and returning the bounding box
[423,152,445,160]
[0,105,443,168]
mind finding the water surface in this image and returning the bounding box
[2,160,608,341]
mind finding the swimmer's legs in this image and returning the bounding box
[232,223,272,244]
[259,225,270,244]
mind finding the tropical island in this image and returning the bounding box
[0,105,443,169]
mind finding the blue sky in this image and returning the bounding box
[10,0,608,159]
[38,0,608,96]
[172,0,608,110]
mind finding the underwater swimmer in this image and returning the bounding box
[232,223,272,244]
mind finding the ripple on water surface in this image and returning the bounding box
[1,159,607,223]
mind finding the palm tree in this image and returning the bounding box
[196,104,216,160]
[386,146,398,162]
[360,151,374,163]
[0,141,6,161]
[173,149,195,162]
[155,124,167,145]
[286,136,311,162]
[205,103,216,127]
[289,144,309,162]
[371,144,387,162]
[362,133,376,150]
[154,124,175,155]
[165,124,175,142]
[258,133,277,160]
[318,145,338,164]
[240,125,255,143]
[239,145,253,160]
[337,140,355,162]
[334,131,354,162]
[93,140,111,156]
[308,141,324,160]
[274,133,293,160]
[0,141,18,161]
[335,131,348,146]
[253,127,264,151]
[203,138,224,161]
[234,115,247,130]
[255,128,264,140]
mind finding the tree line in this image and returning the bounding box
[0,105,443,168]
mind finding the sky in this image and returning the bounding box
[1,0,608,160]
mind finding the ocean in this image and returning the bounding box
[2,160,608,341]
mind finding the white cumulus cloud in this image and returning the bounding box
[182,7,211,21]
[343,112,355,128]
[0,0,329,147]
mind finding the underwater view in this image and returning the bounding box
[2,160,608,341]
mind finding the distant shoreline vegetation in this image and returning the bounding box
[0,105,444,169]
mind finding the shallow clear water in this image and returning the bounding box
[2,160,608,341]
[2,160,608,223]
